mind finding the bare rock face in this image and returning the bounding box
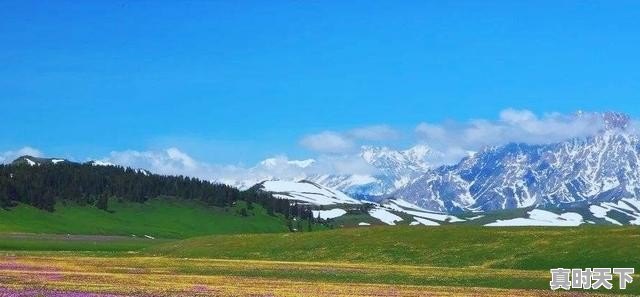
[395,118,640,214]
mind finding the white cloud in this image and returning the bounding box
[300,131,354,153]
[416,109,608,162]
[312,154,378,176]
[499,108,537,124]
[101,148,264,186]
[300,125,400,153]
[4,110,633,190]
[348,125,400,141]
[101,148,206,177]
[45,109,611,187]
[166,147,197,169]
[0,146,43,164]
[97,146,379,189]
[633,120,640,133]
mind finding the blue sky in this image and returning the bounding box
[1,1,640,166]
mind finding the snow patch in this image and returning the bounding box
[589,205,624,225]
[485,209,583,226]
[261,180,362,205]
[384,200,464,223]
[91,160,115,166]
[368,208,403,225]
[467,215,485,220]
[390,199,426,210]
[312,209,347,220]
[413,217,440,226]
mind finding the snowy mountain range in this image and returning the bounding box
[254,179,470,226]
[252,112,640,225]
[226,145,437,200]
[308,145,436,199]
[254,180,363,205]
[12,111,640,226]
[394,113,640,214]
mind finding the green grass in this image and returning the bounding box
[327,213,382,227]
[146,225,640,270]
[2,226,638,294]
[3,255,610,296]
[0,233,167,252]
[0,199,289,239]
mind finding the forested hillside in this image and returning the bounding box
[0,156,314,225]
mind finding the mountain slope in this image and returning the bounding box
[11,156,71,166]
[308,145,437,199]
[1,156,318,232]
[0,199,288,239]
[253,179,472,226]
[147,225,640,270]
[254,180,362,205]
[395,115,640,216]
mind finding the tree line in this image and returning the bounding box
[0,161,316,229]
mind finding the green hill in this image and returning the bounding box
[0,156,311,225]
[0,199,289,239]
[146,225,640,270]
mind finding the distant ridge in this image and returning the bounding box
[11,155,71,166]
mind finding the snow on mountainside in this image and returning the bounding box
[11,156,71,166]
[254,180,362,205]
[382,199,464,224]
[10,156,155,178]
[254,179,467,225]
[485,209,584,226]
[88,160,116,167]
[588,198,640,225]
[394,112,640,215]
[222,158,315,190]
[248,113,640,225]
[308,145,437,199]
[234,145,437,200]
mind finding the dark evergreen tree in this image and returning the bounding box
[96,192,109,211]
[0,160,318,229]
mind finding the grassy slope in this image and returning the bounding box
[0,199,288,239]
[2,256,615,297]
[147,225,640,270]
[0,233,167,252]
[2,225,638,294]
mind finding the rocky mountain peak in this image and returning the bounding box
[602,112,631,130]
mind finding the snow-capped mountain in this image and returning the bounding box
[10,156,154,177]
[87,160,116,167]
[220,157,316,190]
[231,145,437,200]
[253,180,362,205]
[254,179,468,226]
[308,145,437,199]
[394,112,640,214]
[11,156,70,166]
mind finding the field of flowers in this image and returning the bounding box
[0,226,638,296]
[0,253,631,297]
